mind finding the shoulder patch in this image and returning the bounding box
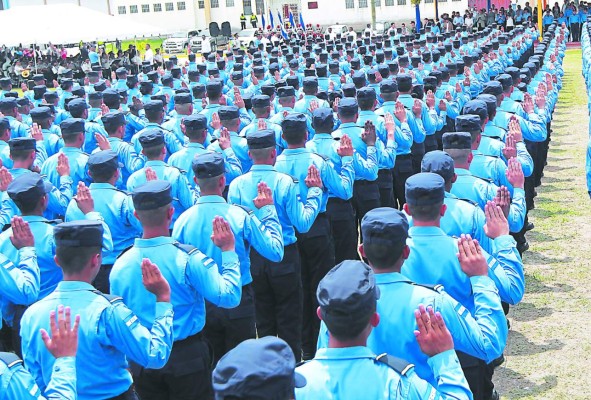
[375,353,415,376]
[0,352,22,368]
[173,241,198,255]
[92,290,123,304]
[233,204,255,215]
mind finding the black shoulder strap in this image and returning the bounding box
[0,352,23,368]
[43,219,63,225]
[313,151,329,161]
[115,245,134,260]
[92,289,123,304]
[375,353,415,376]
[173,241,198,255]
[408,282,445,292]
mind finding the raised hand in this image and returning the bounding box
[361,120,376,146]
[253,181,274,208]
[509,117,523,142]
[74,182,95,214]
[502,134,517,160]
[0,167,12,192]
[394,102,406,123]
[304,164,323,189]
[414,304,454,357]
[439,99,447,112]
[145,167,158,182]
[31,123,44,142]
[494,186,511,218]
[210,112,222,130]
[40,306,80,359]
[211,216,235,252]
[9,216,35,249]
[57,153,70,177]
[483,201,509,239]
[218,127,231,150]
[308,100,319,114]
[257,118,267,130]
[506,157,525,189]
[337,134,354,157]
[141,258,171,302]
[457,234,488,277]
[234,89,245,109]
[412,99,422,118]
[95,133,111,150]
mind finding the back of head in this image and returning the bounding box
[404,172,445,222]
[361,208,409,270]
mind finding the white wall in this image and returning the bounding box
[11,0,109,13]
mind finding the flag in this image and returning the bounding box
[289,10,295,28]
[415,5,421,32]
[269,9,274,28]
[299,12,305,28]
[281,24,289,40]
[277,10,283,26]
[262,12,266,29]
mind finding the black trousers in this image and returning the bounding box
[93,264,113,294]
[457,351,495,400]
[377,169,395,208]
[132,333,213,400]
[411,141,426,174]
[326,198,359,264]
[296,214,335,359]
[251,244,303,361]
[352,180,381,242]
[424,134,439,154]
[240,21,246,29]
[203,284,256,364]
[107,388,140,400]
[392,154,414,210]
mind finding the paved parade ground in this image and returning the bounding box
[495,48,591,400]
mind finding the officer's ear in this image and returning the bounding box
[451,173,458,184]
[358,243,366,259]
[370,312,380,328]
[167,205,175,221]
[402,245,410,260]
[439,203,447,217]
[402,203,411,216]
[316,306,323,321]
[467,151,474,164]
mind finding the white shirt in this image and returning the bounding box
[200,38,212,54]
[144,48,154,64]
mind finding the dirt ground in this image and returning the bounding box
[494,48,591,399]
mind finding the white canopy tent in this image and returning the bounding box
[0,4,170,46]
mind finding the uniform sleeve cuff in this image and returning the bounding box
[84,211,103,221]
[17,247,36,259]
[221,250,239,265]
[155,301,173,314]
[427,349,461,371]
[513,188,525,198]
[492,235,517,249]
[59,176,73,184]
[469,275,495,289]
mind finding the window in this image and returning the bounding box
[177,1,186,10]
[211,0,219,8]
[345,0,354,8]
[425,0,433,3]
[308,1,318,9]
[397,0,405,5]
[165,2,173,10]
[385,0,394,5]
[226,0,234,6]
[118,5,126,14]
[130,4,139,13]
[198,0,204,8]
[359,0,368,7]
[255,0,264,14]
[243,0,252,14]
[153,3,162,11]
[141,4,149,12]
[375,0,380,6]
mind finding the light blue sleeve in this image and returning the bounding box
[186,250,242,308]
[42,357,77,400]
[244,205,284,262]
[0,248,39,306]
[321,156,354,200]
[352,145,379,181]
[485,235,525,305]
[284,183,323,234]
[515,142,534,178]
[101,301,174,368]
[507,188,527,232]
[406,350,473,400]
[46,176,73,217]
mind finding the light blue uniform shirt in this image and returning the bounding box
[228,164,323,246]
[0,248,39,330]
[40,128,64,157]
[172,195,284,286]
[296,347,472,400]
[126,160,197,227]
[207,131,252,173]
[103,136,145,185]
[6,116,30,139]
[276,148,355,212]
[469,151,514,195]
[20,281,173,400]
[317,271,507,385]
[65,183,142,265]
[41,147,90,195]
[130,123,183,161]
[111,236,241,341]
[0,355,76,400]
[402,226,525,307]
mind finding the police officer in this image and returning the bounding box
[111,180,241,400]
[20,220,173,400]
[41,118,90,195]
[0,98,30,139]
[228,128,325,361]
[65,150,142,293]
[1,307,78,400]
[162,93,194,143]
[212,336,307,400]
[126,128,197,228]
[172,152,284,363]
[66,97,109,154]
[207,105,252,172]
[401,172,524,400]
[130,100,183,160]
[0,216,39,352]
[30,106,63,158]
[295,260,472,399]
[277,112,355,359]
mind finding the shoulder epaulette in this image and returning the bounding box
[458,198,479,207]
[277,171,299,183]
[233,204,255,215]
[312,152,329,161]
[1,224,11,232]
[92,289,123,304]
[173,241,198,255]
[115,245,134,260]
[43,219,63,225]
[409,282,445,293]
[0,352,22,368]
[473,175,493,184]
[375,353,415,376]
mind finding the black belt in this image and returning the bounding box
[327,198,350,205]
[107,387,137,400]
[175,331,204,345]
[396,153,412,159]
[354,179,378,186]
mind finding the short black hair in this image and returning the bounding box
[55,245,101,274]
[363,242,404,270]
[407,202,442,222]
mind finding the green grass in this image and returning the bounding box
[494,48,591,400]
[103,38,166,55]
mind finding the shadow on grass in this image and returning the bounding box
[497,368,558,399]
[505,330,564,357]
[521,270,574,294]
[510,301,553,322]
